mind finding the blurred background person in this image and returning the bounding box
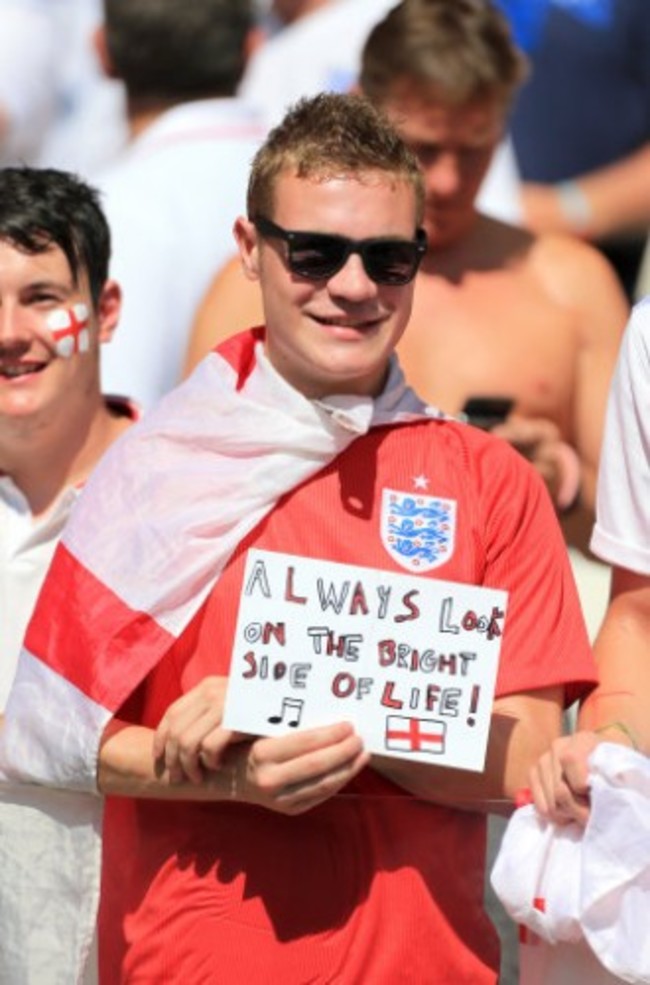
[0,0,59,166]
[500,0,650,303]
[253,0,335,39]
[241,0,396,127]
[92,0,265,411]
[239,0,523,223]
[0,0,127,174]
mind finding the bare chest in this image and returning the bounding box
[398,271,578,426]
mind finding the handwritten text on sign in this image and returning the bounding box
[222,550,508,770]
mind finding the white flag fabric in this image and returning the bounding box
[491,742,650,984]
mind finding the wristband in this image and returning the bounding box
[553,441,581,512]
[595,721,639,751]
[515,787,533,808]
[556,180,593,232]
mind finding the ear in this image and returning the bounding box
[96,279,122,344]
[93,24,117,79]
[233,217,261,282]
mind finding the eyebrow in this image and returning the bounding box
[22,278,74,294]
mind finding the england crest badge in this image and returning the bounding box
[381,487,456,573]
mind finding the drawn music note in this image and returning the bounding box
[268,697,304,728]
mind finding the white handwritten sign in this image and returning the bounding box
[222,549,508,770]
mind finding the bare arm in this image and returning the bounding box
[183,253,264,377]
[97,677,369,816]
[521,144,650,241]
[99,719,368,814]
[492,415,582,513]
[530,237,628,515]
[529,567,650,824]
[372,687,563,816]
[100,676,562,816]
[579,567,650,742]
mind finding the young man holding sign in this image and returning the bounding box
[1,93,596,983]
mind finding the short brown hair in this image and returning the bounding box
[246,92,425,224]
[360,0,527,111]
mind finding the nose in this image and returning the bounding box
[0,302,32,354]
[326,252,379,302]
[422,151,462,198]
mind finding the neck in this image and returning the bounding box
[126,100,169,140]
[0,392,131,517]
[126,93,227,140]
[421,211,526,280]
[282,0,331,22]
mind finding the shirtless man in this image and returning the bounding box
[184,0,628,555]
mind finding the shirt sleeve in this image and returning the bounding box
[591,300,650,574]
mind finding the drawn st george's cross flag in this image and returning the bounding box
[385,715,447,755]
[0,329,434,984]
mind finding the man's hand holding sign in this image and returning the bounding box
[154,549,519,813]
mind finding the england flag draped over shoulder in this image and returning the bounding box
[0,328,435,983]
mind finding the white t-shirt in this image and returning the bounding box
[0,470,96,982]
[0,398,138,711]
[239,0,522,223]
[96,98,266,410]
[34,0,128,175]
[240,0,399,126]
[591,299,650,574]
[0,0,58,165]
[0,478,80,710]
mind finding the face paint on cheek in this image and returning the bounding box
[45,303,90,358]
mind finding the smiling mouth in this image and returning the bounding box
[314,314,382,330]
[0,363,45,379]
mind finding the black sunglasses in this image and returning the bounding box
[253,215,427,285]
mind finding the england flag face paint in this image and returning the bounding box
[45,303,90,358]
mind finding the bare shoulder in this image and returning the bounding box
[525,230,629,315]
[469,213,627,308]
[183,254,263,377]
[202,252,262,322]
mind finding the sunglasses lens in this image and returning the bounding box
[365,241,419,285]
[288,235,346,279]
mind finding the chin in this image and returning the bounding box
[321,362,384,397]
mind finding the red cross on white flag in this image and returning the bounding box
[385,715,446,755]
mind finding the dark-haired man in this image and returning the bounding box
[0,165,134,707]
[0,165,136,983]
